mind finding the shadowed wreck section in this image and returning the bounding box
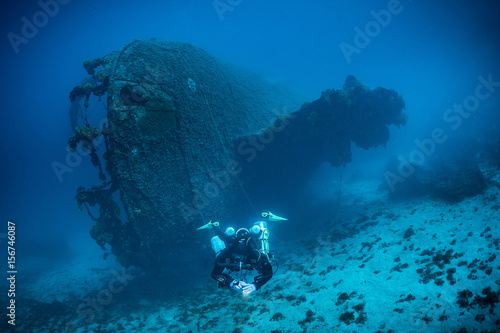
[67,40,407,269]
[234,75,407,207]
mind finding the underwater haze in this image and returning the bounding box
[1,0,500,332]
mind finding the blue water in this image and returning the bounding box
[1,1,499,332]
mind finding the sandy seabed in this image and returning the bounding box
[12,171,500,333]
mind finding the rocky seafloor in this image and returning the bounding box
[11,169,500,333]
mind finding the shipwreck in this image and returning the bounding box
[67,40,407,269]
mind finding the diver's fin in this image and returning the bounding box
[197,221,220,230]
[197,223,212,230]
[262,211,287,221]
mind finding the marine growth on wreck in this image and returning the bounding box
[67,40,407,269]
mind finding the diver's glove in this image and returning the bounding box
[241,282,257,294]
[230,280,242,290]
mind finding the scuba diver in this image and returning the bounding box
[198,212,287,295]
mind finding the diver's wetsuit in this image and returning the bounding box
[211,225,273,290]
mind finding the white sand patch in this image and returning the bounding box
[20,175,500,332]
[22,248,119,303]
